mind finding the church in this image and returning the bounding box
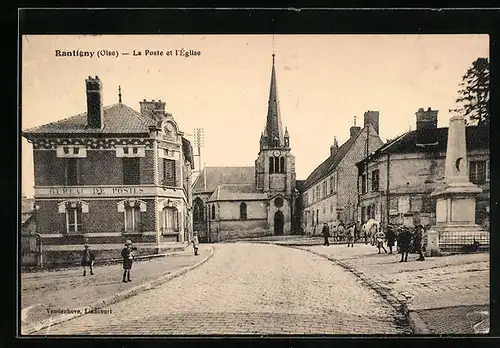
[192,55,298,242]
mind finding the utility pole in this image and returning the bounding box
[193,128,204,174]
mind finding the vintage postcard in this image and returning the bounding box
[20,33,490,336]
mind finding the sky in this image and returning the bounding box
[21,34,489,197]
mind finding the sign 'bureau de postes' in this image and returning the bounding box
[38,186,182,198]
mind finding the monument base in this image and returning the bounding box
[431,223,489,253]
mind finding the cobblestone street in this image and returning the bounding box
[33,243,410,335]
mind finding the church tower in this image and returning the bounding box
[255,55,296,235]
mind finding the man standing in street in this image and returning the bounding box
[386,224,396,254]
[414,224,426,261]
[322,222,330,246]
[81,244,95,276]
[398,226,412,262]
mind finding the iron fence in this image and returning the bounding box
[438,231,490,253]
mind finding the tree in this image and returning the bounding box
[450,57,490,126]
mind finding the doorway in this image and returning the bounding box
[274,210,284,235]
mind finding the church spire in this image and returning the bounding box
[265,54,284,147]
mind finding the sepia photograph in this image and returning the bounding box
[20,33,490,336]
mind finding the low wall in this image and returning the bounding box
[38,233,166,245]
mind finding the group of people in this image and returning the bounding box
[79,239,138,282]
[367,221,426,262]
[81,232,201,281]
[321,221,357,247]
[320,218,427,262]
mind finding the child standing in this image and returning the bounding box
[192,232,199,256]
[121,240,134,282]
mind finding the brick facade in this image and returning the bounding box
[23,77,194,248]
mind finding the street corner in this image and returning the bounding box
[415,304,490,335]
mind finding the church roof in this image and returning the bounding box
[208,184,267,202]
[303,127,364,190]
[192,166,255,193]
[22,103,155,137]
[356,124,490,168]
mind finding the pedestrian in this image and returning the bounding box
[363,222,368,244]
[386,224,396,254]
[346,223,355,247]
[81,244,95,276]
[121,239,135,283]
[398,226,412,262]
[192,231,200,256]
[375,229,388,254]
[337,221,345,242]
[355,221,361,243]
[413,224,426,261]
[322,222,330,246]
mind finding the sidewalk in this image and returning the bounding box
[21,245,214,334]
[292,242,489,335]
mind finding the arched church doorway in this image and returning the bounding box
[274,210,284,235]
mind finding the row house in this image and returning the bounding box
[22,76,194,246]
[301,111,384,233]
[356,107,490,230]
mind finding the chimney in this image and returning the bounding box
[86,76,104,129]
[416,107,439,145]
[416,107,438,131]
[350,126,361,138]
[364,110,380,135]
[140,99,166,121]
[330,137,339,157]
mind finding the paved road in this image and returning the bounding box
[34,243,410,335]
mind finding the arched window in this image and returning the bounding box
[269,157,274,174]
[211,205,216,220]
[280,157,285,173]
[274,156,280,173]
[193,199,205,223]
[240,202,247,220]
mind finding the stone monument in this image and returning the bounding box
[429,114,489,253]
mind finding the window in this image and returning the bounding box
[240,202,247,220]
[65,158,79,185]
[280,157,285,173]
[125,205,141,232]
[211,205,216,220]
[371,170,380,192]
[330,204,334,213]
[410,196,423,213]
[330,176,334,194]
[163,159,176,186]
[193,201,205,223]
[123,158,140,185]
[470,161,487,184]
[322,181,326,197]
[163,207,179,233]
[361,174,367,194]
[269,157,274,174]
[274,157,280,173]
[422,195,435,213]
[66,206,82,233]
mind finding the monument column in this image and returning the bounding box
[429,115,488,252]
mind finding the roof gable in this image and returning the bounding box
[303,127,364,190]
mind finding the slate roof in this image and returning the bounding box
[302,128,364,190]
[22,103,155,137]
[356,125,490,168]
[192,166,255,193]
[208,184,267,202]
